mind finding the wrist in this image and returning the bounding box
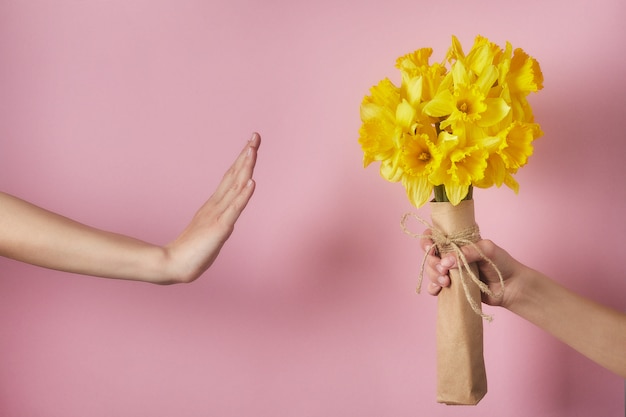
[122,243,185,285]
[153,245,193,285]
[501,265,546,314]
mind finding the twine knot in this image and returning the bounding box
[400,213,505,322]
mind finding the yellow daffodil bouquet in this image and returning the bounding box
[358,35,543,405]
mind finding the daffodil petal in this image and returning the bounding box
[451,60,469,86]
[447,35,465,62]
[380,156,403,182]
[437,130,459,152]
[503,172,520,193]
[475,65,498,94]
[443,183,470,206]
[478,97,510,127]
[467,41,492,76]
[402,74,423,107]
[508,49,543,94]
[396,99,416,129]
[403,175,433,208]
[423,90,455,117]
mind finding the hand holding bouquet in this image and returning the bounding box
[359,35,543,405]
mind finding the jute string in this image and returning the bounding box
[400,213,505,322]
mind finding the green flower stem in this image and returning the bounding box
[434,185,449,202]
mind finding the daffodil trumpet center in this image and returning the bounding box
[418,152,431,161]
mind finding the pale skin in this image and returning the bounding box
[420,231,626,379]
[0,132,261,285]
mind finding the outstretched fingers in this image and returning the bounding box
[212,133,260,227]
[218,176,256,228]
[210,133,259,207]
[211,133,260,203]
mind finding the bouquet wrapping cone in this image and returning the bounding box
[430,199,487,405]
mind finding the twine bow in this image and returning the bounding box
[400,213,505,322]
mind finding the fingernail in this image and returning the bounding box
[435,263,444,274]
[438,276,447,286]
[441,257,454,268]
[425,244,431,254]
[246,179,254,187]
[249,132,259,144]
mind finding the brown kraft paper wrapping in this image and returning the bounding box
[429,199,487,405]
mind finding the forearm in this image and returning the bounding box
[0,134,259,284]
[0,192,174,283]
[508,268,626,377]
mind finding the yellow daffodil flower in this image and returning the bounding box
[359,78,404,180]
[428,131,489,205]
[399,126,440,207]
[423,60,510,132]
[396,48,447,102]
[359,35,543,207]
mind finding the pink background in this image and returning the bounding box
[1,0,625,415]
